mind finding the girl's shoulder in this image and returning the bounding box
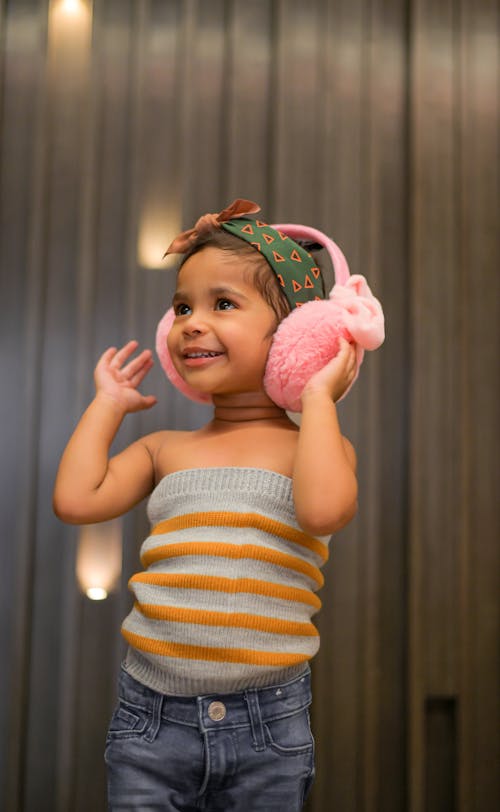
[139,428,195,482]
[140,428,191,457]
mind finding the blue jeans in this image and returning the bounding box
[105,665,315,811]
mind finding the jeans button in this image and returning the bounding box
[207,701,226,721]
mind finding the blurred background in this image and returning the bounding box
[0,1,498,810]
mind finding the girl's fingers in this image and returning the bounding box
[93,345,156,410]
[339,340,356,367]
[327,340,354,369]
[109,340,140,368]
[339,337,354,356]
[119,349,153,379]
[127,359,154,389]
[98,342,153,375]
[140,395,157,410]
[98,346,118,366]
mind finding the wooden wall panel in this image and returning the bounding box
[225,0,273,204]
[22,2,94,809]
[0,1,498,810]
[0,2,51,808]
[409,0,459,803]
[409,0,499,810]
[178,0,227,219]
[458,1,499,808]
[273,0,325,220]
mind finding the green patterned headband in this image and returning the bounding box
[221,217,325,308]
[164,199,325,309]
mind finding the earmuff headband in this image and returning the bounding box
[271,223,351,287]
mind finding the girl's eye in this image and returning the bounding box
[174,303,191,316]
[216,298,236,311]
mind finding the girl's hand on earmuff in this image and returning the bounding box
[94,340,157,413]
[301,338,357,404]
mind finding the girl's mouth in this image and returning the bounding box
[182,350,225,367]
[184,351,222,358]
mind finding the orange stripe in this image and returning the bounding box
[129,572,321,610]
[141,542,323,587]
[134,602,319,637]
[151,511,328,562]
[122,628,311,667]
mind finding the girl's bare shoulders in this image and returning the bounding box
[140,421,301,483]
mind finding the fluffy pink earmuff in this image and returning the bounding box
[156,223,385,411]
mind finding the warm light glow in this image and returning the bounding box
[76,520,122,600]
[86,587,108,601]
[61,0,82,13]
[138,205,181,270]
[49,0,92,48]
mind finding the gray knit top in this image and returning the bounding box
[122,467,330,696]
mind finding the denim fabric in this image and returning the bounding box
[105,666,315,811]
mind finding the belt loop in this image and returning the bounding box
[144,691,164,743]
[244,689,266,752]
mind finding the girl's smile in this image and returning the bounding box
[181,346,225,366]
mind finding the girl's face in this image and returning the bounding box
[167,247,278,398]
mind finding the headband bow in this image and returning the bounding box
[164,198,261,257]
[164,199,325,308]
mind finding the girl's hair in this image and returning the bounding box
[180,229,324,324]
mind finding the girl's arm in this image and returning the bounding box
[53,341,159,524]
[292,339,359,536]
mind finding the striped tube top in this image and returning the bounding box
[122,467,331,696]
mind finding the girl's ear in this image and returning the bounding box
[156,308,212,404]
[263,275,384,412]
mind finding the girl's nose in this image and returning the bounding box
[182,313,208,337]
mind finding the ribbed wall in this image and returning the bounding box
[0,1,498,810]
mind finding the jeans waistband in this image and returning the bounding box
[117,665,311,738]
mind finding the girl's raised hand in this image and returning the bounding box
[94,340,157,413]
[301,338,358,404]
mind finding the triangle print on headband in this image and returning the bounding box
[221,217,324,308]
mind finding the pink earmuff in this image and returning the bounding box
[155,224,385,411]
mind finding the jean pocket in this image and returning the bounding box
[264,708,314,755]
[106,701,150,740]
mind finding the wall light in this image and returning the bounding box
[50,0,90,23]
[48,0,92,68]
[76,519,122,600]
[138,204,181,270]
[61,0,83,13]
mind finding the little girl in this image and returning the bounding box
[53,200,365,811]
